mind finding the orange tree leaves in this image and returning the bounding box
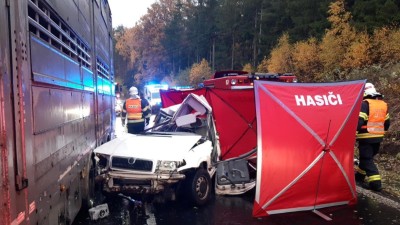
[189,59,212,86]
[264,33,294,73]
[292,38,322,82]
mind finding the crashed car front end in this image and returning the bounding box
[93,133,209,194]
[95,154,186,194]
[92,93,221,206]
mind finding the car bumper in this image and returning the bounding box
[96,171,186,194]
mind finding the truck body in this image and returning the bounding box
[0,0,114,224]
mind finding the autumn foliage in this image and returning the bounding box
[260,34,294,73]
[372,28,400,64]
[189,59,212,86]
[242,63,254,73]
[259,0,400,83]
[292,38,321,82]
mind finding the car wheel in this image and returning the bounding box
[187,168,211,206]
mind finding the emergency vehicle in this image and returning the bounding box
[203,70,297,89]
[0,0,114,224]
[143,84,169,112]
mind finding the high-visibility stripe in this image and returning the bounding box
[127,119,144,123]
[357,133,384,138]
[368,175,381,182]
[359,112,368,120]
[127,114,142,120]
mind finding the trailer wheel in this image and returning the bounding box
[187,168,211,206]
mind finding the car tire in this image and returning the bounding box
[186,168,211,206]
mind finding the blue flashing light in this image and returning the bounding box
[171,85,193,90]
[145,84,169,90]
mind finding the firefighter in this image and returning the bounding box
[139,91,152,126]
[121,86,151,134]
[355,82,390,191]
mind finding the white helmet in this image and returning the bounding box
[364,82,380,97]
[129,86,138,96]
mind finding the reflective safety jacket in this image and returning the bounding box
[125,98,143,120]
[357,99,389,139]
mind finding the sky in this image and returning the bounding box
[108,0,157,28]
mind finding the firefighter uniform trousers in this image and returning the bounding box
[357,142,381,185]
[127,120,145,134]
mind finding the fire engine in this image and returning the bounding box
[203,70,297,89]
[0,0,114,224]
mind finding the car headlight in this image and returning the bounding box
[231,79,237,85]
[158,161,177,171]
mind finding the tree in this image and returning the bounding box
[266,33,294,73]
[286,0,331,41]
[242,63,255,73]
[257,56,269,72]
[350,0,400,33]
[189,59,212,86]
[319,0,356,77]
[174,68,191,86]
[113,26,130,87]
[372,27,400,63]
[292,38,322,82]
[342,31,373,69]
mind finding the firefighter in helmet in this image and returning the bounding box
[121,86,151,134]
[355,82,390,191]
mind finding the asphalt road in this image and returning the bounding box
[72,187,400,225]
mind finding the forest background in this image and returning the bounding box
[114,0,399,197]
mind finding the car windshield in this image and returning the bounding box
[147,93,211,136]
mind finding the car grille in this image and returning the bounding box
[111,157,153,172]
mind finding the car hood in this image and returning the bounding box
[94,133,203,161]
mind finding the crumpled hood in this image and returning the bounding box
[94,133,203,161]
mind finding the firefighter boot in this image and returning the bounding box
[354,166,366,184]
[369,179,382,192]
[355,172,366,184]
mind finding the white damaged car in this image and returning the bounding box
[93,94,220,206]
